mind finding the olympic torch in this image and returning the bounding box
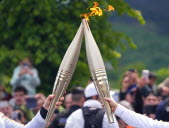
[82,19,114,123]
[45,23,83,123]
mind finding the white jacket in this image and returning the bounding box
[0,111,45,128]
[115,104,169,128]
[65,100,119,128]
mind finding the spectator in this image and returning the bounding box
[156,83,169,121]
[65,83,119,128]
[0,94,64,128]
[119,69,139,102]
[9,86,34,121]
[11,108,28,124]
[11,57,40,96]
[63,93,72,110]
[125,69,138,90]
[49,87,84,128]
[143,93,159,119]
[119,76,131,101]
[144,72,158,95]
[0,101,13,118]
[132,77,149,114]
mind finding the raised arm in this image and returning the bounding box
[104,98,169,128]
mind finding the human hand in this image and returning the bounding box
[138,77,148,88]
[43,94,64,110]
[104,97,118,113]
[26,69,33,76]
[19,69,27,76]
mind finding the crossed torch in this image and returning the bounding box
[45,19,114,124]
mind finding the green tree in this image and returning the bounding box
[0,0,145,94]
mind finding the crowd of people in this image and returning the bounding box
[0,57,169,128]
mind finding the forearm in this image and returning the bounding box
[114,104,169,128]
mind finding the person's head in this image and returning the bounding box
[85,83,99,101]
[121,76,130,88]
[64,93,72,110]
[148,73,157,86]
[71,87,84,107]
[0,101,13,118]
[125,69,139,85]
[13,87,27,106]
[143,93,159,106]
[20,57,32,67]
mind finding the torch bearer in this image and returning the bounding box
[45,23,83,123]
[82,19,114,123]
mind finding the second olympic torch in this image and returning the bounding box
[45,23,83,123]
[82,19,114,123]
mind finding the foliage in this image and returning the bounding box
[113,22,169,70]
[0,0,145,94]
[154,68,169,85]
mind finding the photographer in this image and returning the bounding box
[11,57,40,96]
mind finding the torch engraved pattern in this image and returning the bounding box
[82,19,114,124]
[46,70,72,123]
[45,23,83,123]
[92,69,114,123]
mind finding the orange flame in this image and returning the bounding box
[81,2,115,21]
[107,5,115,11]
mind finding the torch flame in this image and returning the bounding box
[81,2,115,21]
[107,5,115,11]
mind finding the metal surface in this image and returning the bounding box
[46,70,72,123]
[92,69,114,123]
[45,23,83,123]
[82,19,114,123]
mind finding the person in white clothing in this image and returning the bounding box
[104,97,169,128]
[65,83,119,128]
[0,94,63,128]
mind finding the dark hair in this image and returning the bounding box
[14,86,27,95]
[143,92,157,99]
[149,72,157,79]
[128,69,137,73]
[71,87,84,102]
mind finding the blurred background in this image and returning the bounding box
[0,0,168,93]
[0,0,169,127]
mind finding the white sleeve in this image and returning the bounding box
[102,114,119,128]
[4,111,46,128]
[65,109,84,128]
[115,104,169,128]
[24,111,46,128]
